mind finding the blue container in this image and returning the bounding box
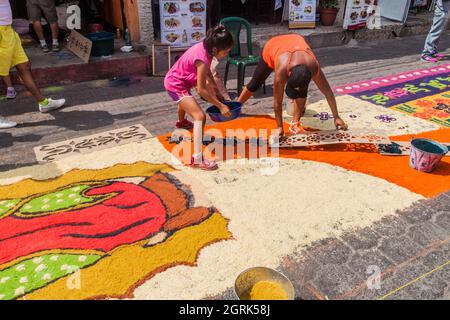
[85,31,115,57]
[206,101,242,122]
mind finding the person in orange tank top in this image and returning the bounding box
[238,34,348,138]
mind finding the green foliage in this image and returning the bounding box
[321,0,339,9]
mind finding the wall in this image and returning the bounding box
[137,0,155,46]
[336,0,347,25]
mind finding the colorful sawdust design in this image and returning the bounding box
[392,91,450,127]
[158,116,450,197]
[334,64,450,94]
[335,66,450,127]
[0,162,231,300]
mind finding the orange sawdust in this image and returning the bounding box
[158,115,450,198]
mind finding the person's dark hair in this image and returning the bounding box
[285,65,312,99]
[204,25,234,56]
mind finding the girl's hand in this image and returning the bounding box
[334,117,348,130]
[219,103,232,117]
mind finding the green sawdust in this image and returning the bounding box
[0,253,101,300]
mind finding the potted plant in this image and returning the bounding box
[320,0,340,26]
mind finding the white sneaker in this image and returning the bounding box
[39,98,66,113]
[0,117,17,129]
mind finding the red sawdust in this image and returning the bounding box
[158,115,450,198]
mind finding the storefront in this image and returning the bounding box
[151,0,285,40]
[8,0,436,50]
[10,0,142,42]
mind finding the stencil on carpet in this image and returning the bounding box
[34,125,152,162]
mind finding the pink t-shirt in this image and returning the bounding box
[164,42,213,93]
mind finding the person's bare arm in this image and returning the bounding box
[273,67,287,136]
[313,69,348,130]
[196,61,231,116]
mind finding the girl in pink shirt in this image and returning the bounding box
[164,25,234,170]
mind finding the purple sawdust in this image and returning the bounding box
[313,112,333,121]
[374,115,397,123]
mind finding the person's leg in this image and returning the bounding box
[0,27,18,127]
[238,56,272,104]
[292,98,307,123]
[27,0,48,50]
[3,76,17,99]
[3,75,12,88]
[422,2,447,58]
[50,23,59,47]
[15,62,45,102]
[15,66,66,111]
[178,97,217,169]
[178,105,186,122]
[41,0,60,51]
[169,91,194,129]
[287,98,307,134]
[32,21,45,42]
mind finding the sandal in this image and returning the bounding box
[289,120,306,134]
[188,157,218,171]
[176,118,194,129]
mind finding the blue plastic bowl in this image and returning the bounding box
[206,101,242,122]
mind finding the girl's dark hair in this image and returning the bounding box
[204,25,234,56]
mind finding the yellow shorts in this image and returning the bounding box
[0,25,29,76]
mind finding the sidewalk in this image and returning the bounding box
[251,12,434,49]
[3,11,436,90]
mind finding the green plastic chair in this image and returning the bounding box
[219,17,266,96]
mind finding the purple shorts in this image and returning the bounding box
[167,90,193,103]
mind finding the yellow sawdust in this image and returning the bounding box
[23,212,231,300]
[249,281,288,300]
[0,162,172,199]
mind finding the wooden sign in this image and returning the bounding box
[67,30,92,63]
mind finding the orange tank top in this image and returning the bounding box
[262,34,319,75]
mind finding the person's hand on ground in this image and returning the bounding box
[334,117,348,130]
[276,127,285,138]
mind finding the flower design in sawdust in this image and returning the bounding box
[415,100,434,108]
[434,98,450,105]
[433,103,450,114]
[313,112,333,121]
[374,115,397,123]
